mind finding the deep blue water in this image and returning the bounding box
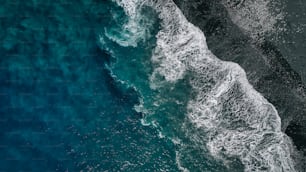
[0,1,179,171]
[1,0,306,171]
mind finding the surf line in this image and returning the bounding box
[111,0,299,171]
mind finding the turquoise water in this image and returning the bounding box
[1,0,305,171]
[100,3,230,171]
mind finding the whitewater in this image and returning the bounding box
[107,0,300,171]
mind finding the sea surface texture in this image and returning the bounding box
[0,0,305,172]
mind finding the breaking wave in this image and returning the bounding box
[104,0,300,171]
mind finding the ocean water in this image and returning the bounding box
[1,0,305,172]
[0,1,179,171]
[101,0,304,171]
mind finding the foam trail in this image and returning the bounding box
[112,0,298,171]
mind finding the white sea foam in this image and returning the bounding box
[105,0,154,47]
[175,151,190,172]
[222,0,284,39]
[112,0,299,171]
